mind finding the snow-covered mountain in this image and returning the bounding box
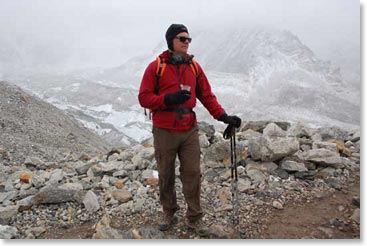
[6,27,360,145]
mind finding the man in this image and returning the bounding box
[138,24,241,234]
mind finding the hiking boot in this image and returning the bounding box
[185,218,210,237]
[159,213,178,231]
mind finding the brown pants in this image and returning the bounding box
[153,126,203,221]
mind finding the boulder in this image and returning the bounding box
[263,123,287,138]
[298,149,344,168]
[248,136,299,162]
[287,122,313,138]
[203,141,230,168]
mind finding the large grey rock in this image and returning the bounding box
[241,121,290,132]
[237,129,262,141]
[203,141,230,168]
[47,169,64,185]
[280,160,307,172]
[83,190,100,212]
[287,122,313,138]
[0,205,18,224]
[298,149,344,168]
[0,225,18,239]
[267,138,300,161]
[263,123,287,138]
[247,137,269,161]
[248,136,299,162]
[33,185,80,204]
[312,141,338,152]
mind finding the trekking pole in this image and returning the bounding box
[228,126,239,226]
[224,124,240,227]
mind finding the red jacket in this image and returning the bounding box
[138,51,225,132]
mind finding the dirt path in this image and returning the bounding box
[40,172,361,239]
[262,174,360,239]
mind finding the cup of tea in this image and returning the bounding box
[180,84,191,92]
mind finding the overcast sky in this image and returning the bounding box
[0,0,360,70]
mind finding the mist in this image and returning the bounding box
[0,0,359,74]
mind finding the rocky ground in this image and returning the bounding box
[0,120,360,239]
[0,80,110,166]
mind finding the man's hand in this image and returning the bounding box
[218,113,242,128]
[223,124,235,139]
[219,113,241,139]
[164,90,191,106]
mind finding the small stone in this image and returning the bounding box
[83,190,100,212]
[114,181,125,189]
[350,208,360,224]
[272,200,283,210]
[143,178,159,187]
[352,197,360,207]
[19,173,32,184]
[111,189,132,203]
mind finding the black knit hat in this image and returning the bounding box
[165,24,189,51]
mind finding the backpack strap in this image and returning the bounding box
[144,56,166,119]
[154,56,166,95]
[189,57,199,76]
[188,57,202,100]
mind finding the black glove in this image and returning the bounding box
[164,90,191,106]
[218,113,242,128]
[223,124,235,139]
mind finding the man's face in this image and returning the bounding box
[172,32,191,55]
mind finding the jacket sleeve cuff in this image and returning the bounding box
[217,112,227,122]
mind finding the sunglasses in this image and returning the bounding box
[175,36,192,43]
